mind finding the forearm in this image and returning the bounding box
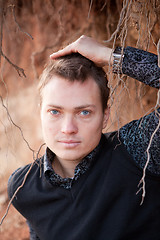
[50,35,160,88]
[121,47,160,89]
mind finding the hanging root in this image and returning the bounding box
[0,141,45,227]
[104,0,132,43]
[0,95,36,227]
[158,39,160,67]
[0,92,45,226]
[0,161,35,227]
[136,117,160,205]
[1,50,26,77]
[136,89,160,205]
[11,4,34,40]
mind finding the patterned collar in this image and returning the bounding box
[44,136,103,189]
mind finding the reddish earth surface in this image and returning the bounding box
[0,2,159,240]
[0,202,29,240]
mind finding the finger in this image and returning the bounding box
[50,43,76,59]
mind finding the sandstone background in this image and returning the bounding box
[0,0,159,239]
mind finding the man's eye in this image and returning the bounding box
[50,110,59,115]
[80,110,90,116]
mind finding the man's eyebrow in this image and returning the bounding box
[47,104,64,109]
[74,104,96,110]
[46,104,96,109]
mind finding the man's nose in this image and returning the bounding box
[61,115,78,134]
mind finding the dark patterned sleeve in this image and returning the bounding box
[122,46,160,89]
[119,108,160,174]
[119,47,160,174]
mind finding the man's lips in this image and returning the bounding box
[58,140,81,148]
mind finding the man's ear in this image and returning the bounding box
[102,107,110,129]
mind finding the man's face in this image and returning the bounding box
[40,75,109,163]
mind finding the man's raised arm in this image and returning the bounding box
[50,35,160,89]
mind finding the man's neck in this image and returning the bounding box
[52,157,81,178]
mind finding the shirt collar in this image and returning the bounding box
[43,135,103,188]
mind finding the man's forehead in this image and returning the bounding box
[43,75,99,92]
[41,76,102,109]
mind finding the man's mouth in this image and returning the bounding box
[58,140,81,148]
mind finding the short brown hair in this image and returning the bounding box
[38,53,110,111]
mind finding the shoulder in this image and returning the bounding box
[104,131,119,144]
[103,131,123,152]
[102,131,136,164]
[8,158,43,201]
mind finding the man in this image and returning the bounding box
[8,36,160,240]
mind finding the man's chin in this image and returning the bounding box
[55,151,86,163]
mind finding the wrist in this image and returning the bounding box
[112,47,124,74]
[101,47,113,66]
